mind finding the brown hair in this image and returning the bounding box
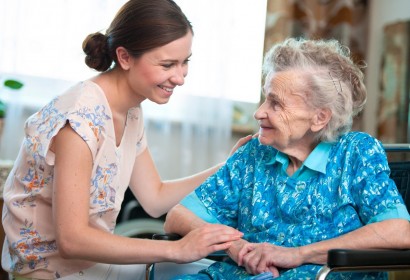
[82,0,193,72]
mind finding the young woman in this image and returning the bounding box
[2,1,246,279]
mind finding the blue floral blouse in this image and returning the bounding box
[176,132,410,280]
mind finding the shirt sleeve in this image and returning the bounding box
[349,135,410,223]
[193,139,259,228]
[180,191,220,223]
[24,98,101,167]
[369,204,410,223]
[45,102,106,165]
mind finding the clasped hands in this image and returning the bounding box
[226,238,303,277]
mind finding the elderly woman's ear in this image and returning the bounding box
[311,108,331,132]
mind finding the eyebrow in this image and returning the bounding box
[266,92,279,101]
[266,91,287,107]
[161,53,192,63]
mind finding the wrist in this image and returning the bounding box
[296,246,305,265]
[164,240,179,262]
[300,242,331,265]
[225,238,246,257]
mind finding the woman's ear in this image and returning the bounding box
[311,108,332,132]
[116,47,132,70]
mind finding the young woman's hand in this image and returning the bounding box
[229,134,257,156]
[172,223,243,263]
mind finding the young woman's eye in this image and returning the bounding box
[162,63,173,69]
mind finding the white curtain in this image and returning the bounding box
[143,95,233,178]
[0,0,266,179]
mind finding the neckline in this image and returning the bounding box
[84,80,129,149]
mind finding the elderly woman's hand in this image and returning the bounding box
[224,238,250,264]
[237,242,303,277]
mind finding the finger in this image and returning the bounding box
[207,232,243,245]
[268,266,280,278]
[196,232,242,255]
[243,250,260,274]
[207,224,243,235]
[238,245,254,266]
[256,261,268,274]
[244,135,253,144]
[208,241,233,253]
[200,225,243,240]
[229,135,253,156]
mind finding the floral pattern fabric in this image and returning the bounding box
[174,132,409,280]
[2,81,147,278]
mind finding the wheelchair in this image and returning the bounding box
[121,144,410,280]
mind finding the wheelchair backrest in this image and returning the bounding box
[388,161,410,211]
[385,144,410,211]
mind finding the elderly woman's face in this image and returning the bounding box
[254,71,317,151]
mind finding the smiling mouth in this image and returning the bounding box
[259,126,275,133]
[259,123,272,129]
[158,85,174,93]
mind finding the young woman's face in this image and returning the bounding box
[127,32,193,104]
[254,70,317,151]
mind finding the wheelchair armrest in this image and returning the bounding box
[327,248,410,268]
[152,233,182,241]
[316,249,410,280]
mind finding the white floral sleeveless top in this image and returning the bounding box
[2,81,147,278]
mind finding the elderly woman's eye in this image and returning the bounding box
[271,100,280,108]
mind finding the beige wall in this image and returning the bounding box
[364,0,410,137]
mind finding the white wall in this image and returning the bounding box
[364,0,410,136]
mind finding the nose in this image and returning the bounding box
[171,65,188,86]
[253,103,266,120]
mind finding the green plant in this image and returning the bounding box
[4,79,23,90]
[0,79,24,118]
[0,100,5,118]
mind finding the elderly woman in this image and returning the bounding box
[163,38,410,279]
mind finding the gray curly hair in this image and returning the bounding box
[262,38,367,142]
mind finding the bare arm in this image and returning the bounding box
[165,204,249,264]
[130,134,254,217]
[166,195,410,275]
[239,219,410,275]
[53,125,243,264]
[128,148,222,218]
[164,204,208,235]
[298,218,410,263]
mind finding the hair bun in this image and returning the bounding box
[82,32,112,72]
